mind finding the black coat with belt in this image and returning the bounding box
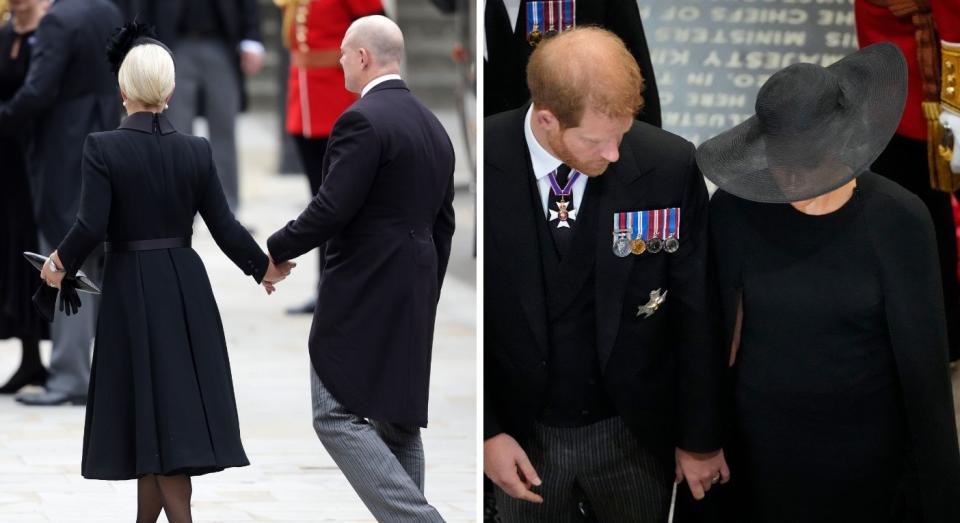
[0,0,123,245]
[55,112,268,479]
[483,106,723,454]
[267,80,456,428]
[113,0,263,110]
[484,0,661,126]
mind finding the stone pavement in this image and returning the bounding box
[0,111,477,522]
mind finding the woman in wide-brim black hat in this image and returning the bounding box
[693,42,960,522]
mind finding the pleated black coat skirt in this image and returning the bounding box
[57,112,269,479]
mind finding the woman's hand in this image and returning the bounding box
[262,256,296,295]
[41,251,65,289]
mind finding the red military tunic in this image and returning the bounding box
[283,0,383,138]
[856,0,960,140]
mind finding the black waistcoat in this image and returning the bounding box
[528,173,617,427]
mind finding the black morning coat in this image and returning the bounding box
[113,0,263,109]
[484,0,661,126]
[0,0,123,245]
[267,80,456,428]
[483,106,724,455]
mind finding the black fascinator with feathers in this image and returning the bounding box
[105,22,172,76]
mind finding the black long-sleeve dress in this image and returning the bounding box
[56,112,269,480]
[0,22,46,342]
[703,172,960,522]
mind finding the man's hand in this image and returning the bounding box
[41,250,65,289]
[675,448,730,501]
[483,433,544,504]
[241,50,264,76]
[263,255,296,294]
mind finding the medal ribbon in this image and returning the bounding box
[651,209,660,240]
[565,0,574,29]
[668,208,677,238]
[547,168,581,199]
[527,2,540,34]
[675,207,681,239]
[631,211,639,240]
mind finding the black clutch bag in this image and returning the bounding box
[24,252,101,321]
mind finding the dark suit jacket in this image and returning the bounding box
[484,0,661,126]
[113,0,263,110]
[267,80,456,427]
[0,0,123,245]
[484,106,722,454]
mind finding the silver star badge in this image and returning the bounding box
[637,289,668,318]
[549,200,579,228]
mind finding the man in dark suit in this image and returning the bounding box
[0,0,123,406]
[113,0,264,211]
[484,0,661,126]
[483,27,726,521]
[266,15,455,521]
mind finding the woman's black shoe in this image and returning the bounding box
[0,366,48,394]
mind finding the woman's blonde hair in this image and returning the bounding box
[118,43,175,109]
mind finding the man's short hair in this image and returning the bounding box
[526,27,644,128]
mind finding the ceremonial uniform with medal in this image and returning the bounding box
[484,31,723,519]
[483,0,661,126]
[856,0,960,362]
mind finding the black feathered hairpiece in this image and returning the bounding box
[105,21,173,76]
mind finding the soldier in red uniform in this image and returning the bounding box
[856,0,960,362]
[276,0,384,314]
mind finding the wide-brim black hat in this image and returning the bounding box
[696,42,907,203]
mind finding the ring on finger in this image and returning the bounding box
[711,474,721,484]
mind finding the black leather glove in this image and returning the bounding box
[58,279,82,316]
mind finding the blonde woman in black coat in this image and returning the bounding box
[39,26,294,523]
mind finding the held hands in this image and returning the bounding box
[483,433,544,504]
[262,255,296,295]
[675,447,730,501]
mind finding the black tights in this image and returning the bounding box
[137,474,193,523]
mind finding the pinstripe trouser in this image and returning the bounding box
[310,367,446,522]
[495,417,673,523]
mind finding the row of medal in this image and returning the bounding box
[612,208,681,258]
[527,0,575,46]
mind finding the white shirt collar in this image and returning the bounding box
[361,74,403,97]
[524,105,563,181]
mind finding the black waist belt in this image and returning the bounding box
[104,237,191,253]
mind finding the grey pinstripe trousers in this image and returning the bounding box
[495,417,673,522]
[310,367,446,522]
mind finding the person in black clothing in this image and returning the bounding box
[691,43,960,522]
[39,27,294,523]
[484,0,660,126]
[484,28,726,522]
[0,0,122,407]
[113,0,265,212]
[0,0,48,394]
[265,16,455,521]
